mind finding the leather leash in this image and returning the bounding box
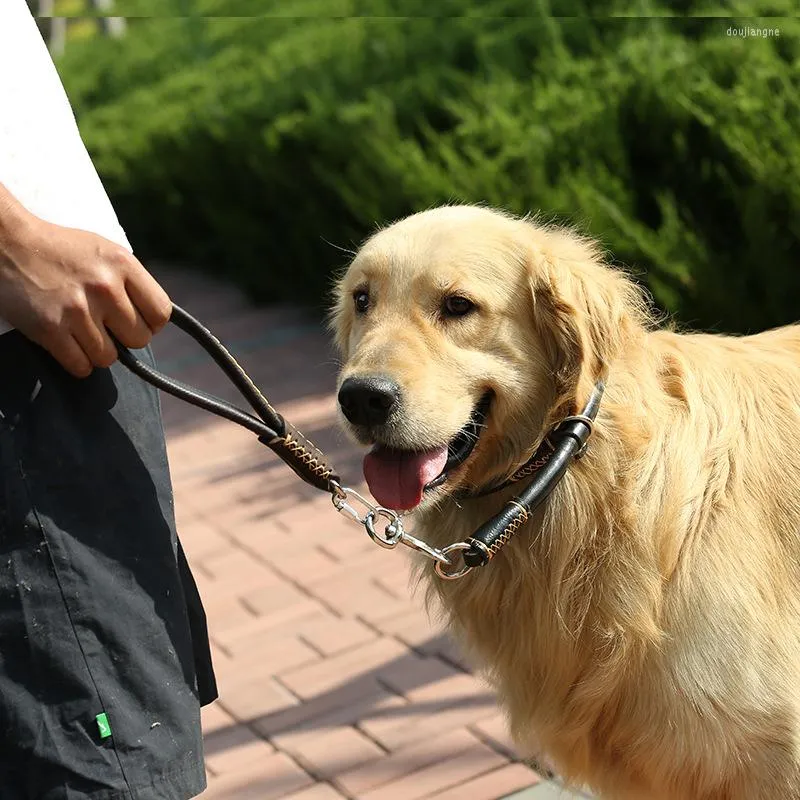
[117,305,603,580]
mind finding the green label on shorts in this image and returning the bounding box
[96,712,112,739]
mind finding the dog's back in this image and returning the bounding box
[606,323,800,799]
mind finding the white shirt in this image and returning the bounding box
[0,0,130,335]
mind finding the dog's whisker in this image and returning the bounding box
[320,236,357,258]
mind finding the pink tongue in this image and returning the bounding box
[363,446,448,510]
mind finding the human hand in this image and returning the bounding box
[0,195,171,378]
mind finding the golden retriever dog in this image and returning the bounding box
[330,204,800,799]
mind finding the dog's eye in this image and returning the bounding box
[353,290,370,314]
[442,295,476,318]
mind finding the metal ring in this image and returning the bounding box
[464,537,491,564]
[507,499,529,520]
[561,414,594,435]
[329,480,348,504]
[365,509,403,549]
[434,542,474,581]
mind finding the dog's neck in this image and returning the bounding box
[408,349,667,750]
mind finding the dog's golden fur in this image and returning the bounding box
[331,205,800,799]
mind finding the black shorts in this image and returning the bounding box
[0,331,217,799]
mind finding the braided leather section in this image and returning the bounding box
[507,448,554,483]
[485,506,530,560]
[271,423,337,491]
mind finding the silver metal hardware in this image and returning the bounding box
[559,414,594,459]
[561,413,595,435]
[434,542,475,580]
[329,482,472,577]
[364,509,403,549]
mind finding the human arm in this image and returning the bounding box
[0,181,171,377]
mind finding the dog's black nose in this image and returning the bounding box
[338,376,401,426]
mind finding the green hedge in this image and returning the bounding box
[57,2,800,333]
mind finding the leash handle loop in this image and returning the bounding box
[168,305,285,435]
[115,304,340,494]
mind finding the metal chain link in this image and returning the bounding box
[329,481,473,579]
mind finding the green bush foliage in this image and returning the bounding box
[57,1,800,332]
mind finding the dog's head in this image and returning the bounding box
[330,205,647,511]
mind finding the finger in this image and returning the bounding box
[43,333,93,378]
[102,292,152,350]
[72,314,119,369]
[124,268,171,334]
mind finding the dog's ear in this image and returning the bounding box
[527,226,648,423]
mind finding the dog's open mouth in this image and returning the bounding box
[363,392,492,510]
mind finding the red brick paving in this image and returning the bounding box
[150,267,545,799]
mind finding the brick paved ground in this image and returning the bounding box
[151,266,589,800]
